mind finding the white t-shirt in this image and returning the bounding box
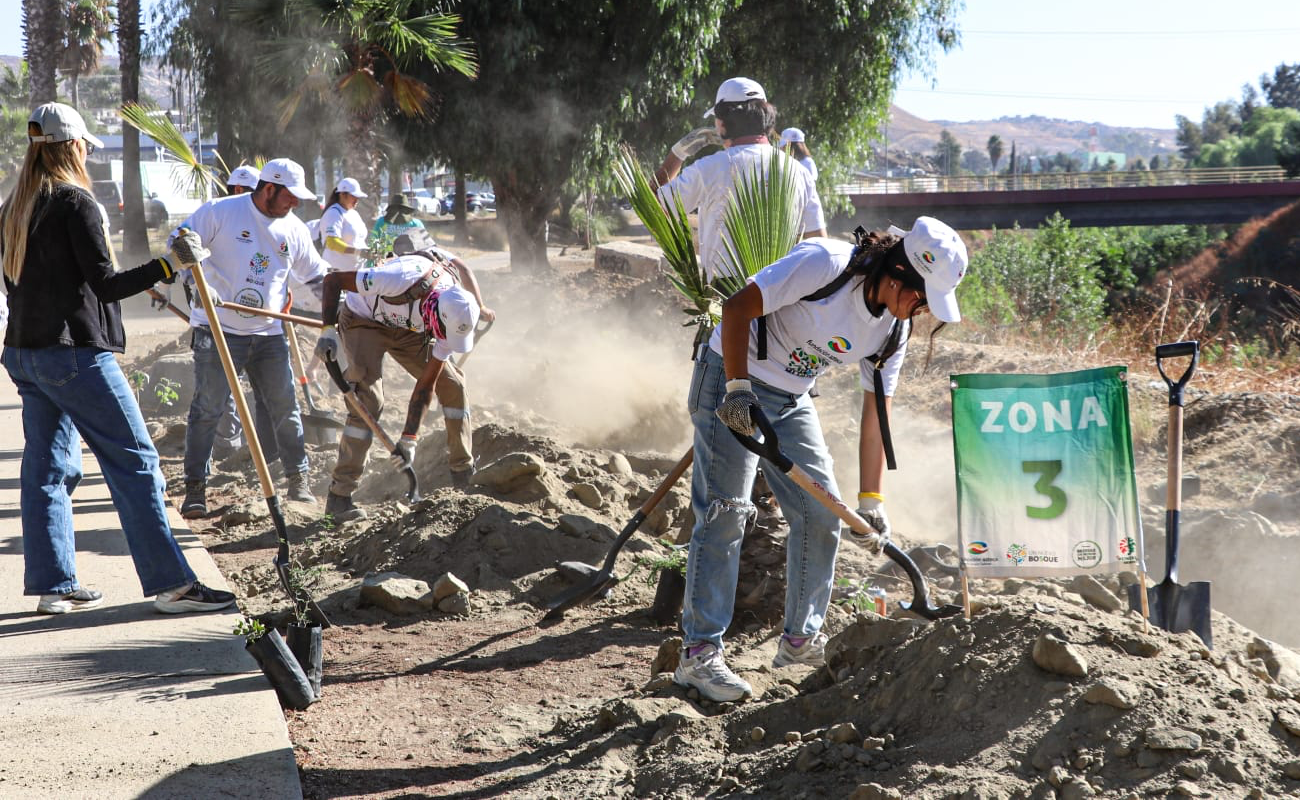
[799,156,819,182]
[658,143,825,282]
[708,237,908,396]
[319,203,368,272]
[175,194,328,335]
[344,249,464,362]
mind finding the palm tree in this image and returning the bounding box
[118,0,150,259]
[60,0,115,109]
[235,0,477,216]
[23,0,63,105]
[987,134,1003,173]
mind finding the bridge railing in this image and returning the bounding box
[836,166,1293,196]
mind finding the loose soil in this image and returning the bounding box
[124,246,1300,799]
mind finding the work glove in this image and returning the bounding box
[150,285,173,310]
[391,434,417,470]
[715,379,760,436]
[315,324,348,373]
[853,493,890,554]
[169,227,210,267]
[672,126,724,161]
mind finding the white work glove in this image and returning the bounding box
[715,379,760,436]
[169,227,210,267]
[672,126,724,161]
[853,493,890,554]
[391,434,417,469]
[315,324,348,372]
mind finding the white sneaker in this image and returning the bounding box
[673,643,752,702]
[37,588,104,614]
[772,632,829,668]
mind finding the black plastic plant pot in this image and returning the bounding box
[246,628,316,710]
[286,621,324,700]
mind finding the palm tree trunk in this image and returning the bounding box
[24,0,62,105]
[68,71,80,108]
[344,109,381,223]
[119,0,149,260]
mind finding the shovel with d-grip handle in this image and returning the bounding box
[187,258,331,627]
[1126,341,1212,648]
[730,407,962,621]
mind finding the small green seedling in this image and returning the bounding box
[628,538,688,586]
[154,377,181,407]
[234,616,267,644]
[129,370,150,402]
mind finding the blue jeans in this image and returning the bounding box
[185,327,305,481]
[683,348,842,649]
[3,345,197,596]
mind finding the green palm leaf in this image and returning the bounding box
[612,145,714,321]
[118,102,221,201]
[716,149,803,299]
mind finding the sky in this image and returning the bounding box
[2,0,1297,131]
[895,0,1300,130]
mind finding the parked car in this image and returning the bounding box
[408,188,443,216]
[440,191,494,215]
[92,180,169,231]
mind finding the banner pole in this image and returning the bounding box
[961,568,971,620]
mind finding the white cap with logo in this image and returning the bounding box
[887,216,969,324]
[29,102,104,149]
[259,157,316,200]
[433,285,480,354]
[779,127,805,145]
[335,177,367,198]
[227,165,260,189]
[704,77,766,117]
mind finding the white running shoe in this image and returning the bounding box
[37,588,104,614]
[772,632,829,668]
[673,643,752,702]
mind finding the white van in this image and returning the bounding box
[110,159,207,228]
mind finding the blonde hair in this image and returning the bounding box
[1,123,95,284]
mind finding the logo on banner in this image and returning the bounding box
[967,541,989,554]
[1072,540,1103,568]
[1117,536,1138,563]
[1006,543,1028,565]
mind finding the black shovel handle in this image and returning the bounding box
[1155,340,1198,407]
[730,408,960,621]
[324,356,420,503]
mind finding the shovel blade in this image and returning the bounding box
[1128,580,1211,648]
[540,572,619,621]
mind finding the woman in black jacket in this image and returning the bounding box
[1,102,235,615]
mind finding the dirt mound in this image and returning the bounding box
[533,588,1300,799]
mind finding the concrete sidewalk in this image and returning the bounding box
[0,373,301,798]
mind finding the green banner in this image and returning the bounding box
[951,366,1142,577]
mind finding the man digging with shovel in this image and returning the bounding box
[315,231,494,522]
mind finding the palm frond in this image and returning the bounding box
[612,145,712,319]
[383,71,433,118]
[716,149,803,299]
[118,102,220,201]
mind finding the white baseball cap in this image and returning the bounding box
[227,165,260,189]
[704,77,766,117]
[28,102,104,149]
[259,157,316,200]
[886,216,969,323]
[780,127,805,145]
[420,285,480,354]
[335,177,367,198]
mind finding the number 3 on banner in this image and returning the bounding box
[1023,460,1067,519]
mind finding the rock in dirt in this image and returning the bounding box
[651,637,682,676]
[222,503,267,527]
[849,783,902,800]
[1033,631,1089,677]
[472,452,548,492]
[359,572,433,615]
[570,482,604,509]
[437,593,470,615]
[1144,727,1202,751]
[1247,637,1300,691]
[432,572,469,602]
[1069,574,1123,612]
[1084,678,1141,709]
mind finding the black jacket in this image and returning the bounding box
[3,184,167,352]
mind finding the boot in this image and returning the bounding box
[324,492,367,523]
[450,468,476,491]
[181,480,207,519]
[285,471,316,503]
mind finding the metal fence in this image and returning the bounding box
[836,166,1293,196]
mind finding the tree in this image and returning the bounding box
[1200,101,1241,145]
[232,0,477,216]
[23,0,62,105]
[1261,62,1300,110]
[0,64,33,191]
[59,0,115,108]
[934,129,962,177]
[987,134,1003,172]
[399,0,959,271]
[1175,114,1203,162]
[961,147,990,174]
[119,0,149,260]
[1278,119,1300,177]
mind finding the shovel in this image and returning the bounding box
[188,262,330,627]
[323,355,420,503]
[1126,340,1212,648]
[284,318,345,446]
[146,287,192,324]
[541,448,694,621]
[730,408,961,621]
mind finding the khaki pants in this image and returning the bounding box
[328,306,473,498]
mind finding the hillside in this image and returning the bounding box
[887,103,1178,162]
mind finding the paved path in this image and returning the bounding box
[0,363,301,798]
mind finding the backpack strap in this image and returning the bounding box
[756,267,858,361]
[865,318,907,470]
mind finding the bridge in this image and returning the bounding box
[838,167,1300,231]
